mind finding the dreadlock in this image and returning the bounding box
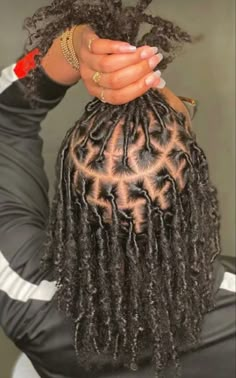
[24,1,221,377]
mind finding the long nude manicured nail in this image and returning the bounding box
[148,53,163,69]
[156,77,166,89]
[119,44,137,52]
[145,70,161,86]
[141,46,158,59]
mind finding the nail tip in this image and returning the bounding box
[120,45,137,52]
[141,46,158,59]
[157,80,166,89]
[154,70,161,76]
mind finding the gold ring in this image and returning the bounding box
[88,37,97,52]
[92,71,102,85]
[100,88,106,103]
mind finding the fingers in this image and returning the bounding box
[89,72,166,106]
[81,27,138,55]
[83,28,137,55]
[85,53,163,90]
[78,25,166,105]
[85,45,160,73]
[80,26,160,73]
[89,38,138,55]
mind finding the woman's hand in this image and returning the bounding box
[75,25,165,105]
[42,25,165,105]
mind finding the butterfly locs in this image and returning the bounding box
[25,1,220,377]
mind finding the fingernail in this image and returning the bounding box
[148,53,163,69]
[145,70,161,86]
[141,46,158,59]
[119,44,137,52]
[156,77,166,89]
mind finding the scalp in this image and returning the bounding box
[70,91,193,232]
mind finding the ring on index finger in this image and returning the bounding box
[100,88,106,103]
[88,37,97,52]
[92,71,102,86]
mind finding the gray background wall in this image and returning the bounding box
[0,0,235,377]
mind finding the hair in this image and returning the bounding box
[24,1,221,377]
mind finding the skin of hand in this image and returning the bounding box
[160,87,192,132]
[41,24,165,105]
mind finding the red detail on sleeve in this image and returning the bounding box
[14,49,40,79]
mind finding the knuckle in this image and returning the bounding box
[109,74,121,89]
[100,57,112,72]
[139,78,146,92]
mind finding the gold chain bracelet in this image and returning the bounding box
[60,25,80,71]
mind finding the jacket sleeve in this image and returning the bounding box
[0,51,71,338]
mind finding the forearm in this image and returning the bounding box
[0,45,74,236]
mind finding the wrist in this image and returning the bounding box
[72,24,88,58]
[41,31,83,86]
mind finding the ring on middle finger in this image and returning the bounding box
[92,71,102,86]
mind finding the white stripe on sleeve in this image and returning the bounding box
[0,64,17,95]
[0,250,235,303]
[0,251,56,302]
[220,272,236,293]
